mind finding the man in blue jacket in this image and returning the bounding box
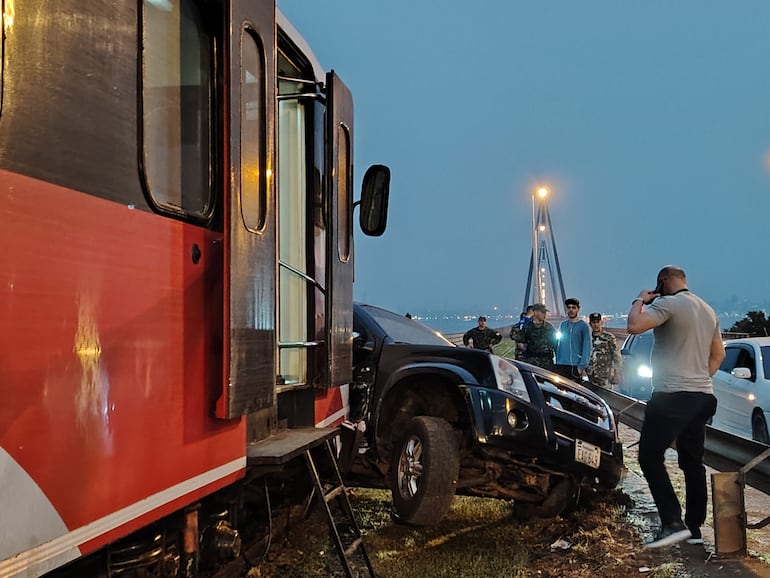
[554,297,591,381]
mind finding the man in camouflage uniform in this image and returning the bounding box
[520,303,556,371]
[587,312,623,389]
[463,316,502,353]
[510,305,534,360]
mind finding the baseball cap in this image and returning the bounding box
[565,297,580,308]
[589,312,602,322]
[531,303,549,313]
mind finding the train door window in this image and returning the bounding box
[336,125,351,261]
[1,0,6,113]
[277,50,311,386]
[240,28,266,232]
[141,0,213,219]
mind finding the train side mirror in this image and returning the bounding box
[357,164,390,236]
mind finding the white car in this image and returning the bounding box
[712,337,770,443]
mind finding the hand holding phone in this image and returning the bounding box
[646,280,665,304]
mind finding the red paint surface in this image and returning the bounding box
[0,170,245,549]
[314,386,345,426]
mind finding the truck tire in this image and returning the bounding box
[390,416,459,526]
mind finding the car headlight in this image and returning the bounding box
[638,364,653,378]
[491,355,530,402]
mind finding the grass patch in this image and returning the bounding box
[357,492,530,577]
[346,486,668,578]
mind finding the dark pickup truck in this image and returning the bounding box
[339,303,624,525]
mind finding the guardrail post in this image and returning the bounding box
[711,471,746,556]
[712,444,770,556]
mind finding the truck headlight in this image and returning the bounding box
[491,355,530,402]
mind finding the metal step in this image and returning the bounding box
[305,439,375,578]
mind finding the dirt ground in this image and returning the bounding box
[620,424,770,578]
[238,423,770,578]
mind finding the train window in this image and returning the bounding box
[336,124,351,262]
[1,0,7,113]
[141,0,213,219]
[240,28,267,233]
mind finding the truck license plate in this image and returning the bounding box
[575,439,601,469]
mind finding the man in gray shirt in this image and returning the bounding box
[627,265,725,549]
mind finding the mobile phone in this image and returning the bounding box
[653,280,664,295]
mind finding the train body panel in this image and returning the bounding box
[0,1,389,575]
[0,170,245,574]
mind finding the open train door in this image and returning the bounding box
[216,0,277,419]
[325,71,354,387]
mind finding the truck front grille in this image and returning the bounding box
[538,379,612,431]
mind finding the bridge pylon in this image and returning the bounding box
[521,187,567,318]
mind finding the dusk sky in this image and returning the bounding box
[279,1,770,320]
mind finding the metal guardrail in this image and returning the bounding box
[584,383,770,496]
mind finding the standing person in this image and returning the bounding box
[520,304,556,371]
[510,305,534,360]
[554,298,591,381]
[627,265,725,548]
[462,316,502,353]
[587,312,623,389]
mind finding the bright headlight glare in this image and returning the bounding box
[638,364,653,378]
[492,355,530,402]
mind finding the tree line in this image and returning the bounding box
[727,311,770,337]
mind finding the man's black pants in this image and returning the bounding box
[554,364,582,381]
[638,391,717,529]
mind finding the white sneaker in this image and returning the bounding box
[685,527,704,545]
[644,524,691,549]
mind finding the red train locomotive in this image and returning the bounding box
[0,1,389,576]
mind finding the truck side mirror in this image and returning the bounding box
[358,164,390,236]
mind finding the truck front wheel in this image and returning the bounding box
[390,416,459,526]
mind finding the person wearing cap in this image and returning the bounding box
[554,297,592,381]
[462,315,502,353]
[586,313,622,389]
[520,303,556,371]
[509,305,535,360]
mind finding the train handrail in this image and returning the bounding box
[584,383,770,496]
